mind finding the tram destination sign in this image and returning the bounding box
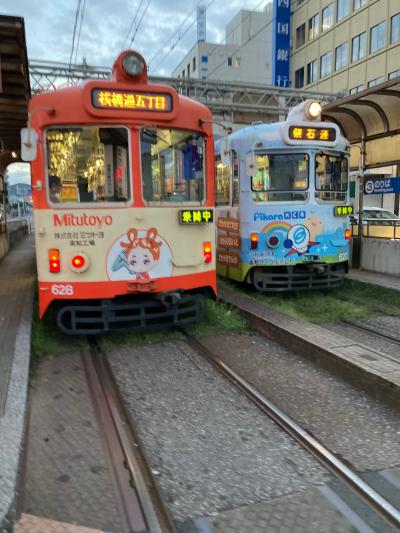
[92,89,173,112]
[288,126,336,142]
[364,177,400,195]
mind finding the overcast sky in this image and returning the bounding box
[3,0,270,185]
[3,0,269,75]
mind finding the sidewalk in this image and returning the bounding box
[0,235,35,532]
[347,269,400,291]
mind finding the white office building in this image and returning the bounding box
[172,5,273,83]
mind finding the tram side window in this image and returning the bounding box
[232,150,239,206]
[141,128,205,204]
[315,153,348,201]
[215,155,230,205]
[46,127,130,204]
[251,153,309,202]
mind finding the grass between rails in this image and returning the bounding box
[31,297,247,357]
[100,300,247,349]
[30,293,86,364]
[219,278,400,324]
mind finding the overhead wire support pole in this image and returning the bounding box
[355,135,366,270]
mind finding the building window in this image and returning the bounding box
[296,23,306,48]
[193,57,196,72]
[235,56,241,68]
[389,69,400,79]
[182,70,185,77]
[370,21,386,53]
[322,4,334,32]
[391,13,400,44]
[368,76,384,87]
[335,42,348,70]
[295,67,304,88]
[307,59,318,84]
[308,14,320,40]
[227,56,232,67]
[337,0,350,21]
[352,32,366,62]
[354,0,367,10]
[187,64,190,77]
[320,51,333,78]
[349,84,365,94]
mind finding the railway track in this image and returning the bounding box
[180,328,400,530]
[79,290,400,532]
[342,319,400,346]
[83,339,175,533]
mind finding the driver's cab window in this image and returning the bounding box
[46,126,130,205]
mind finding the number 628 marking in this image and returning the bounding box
[51,284,74,296]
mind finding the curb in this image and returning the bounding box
[219,287,400,408]
[0,288,33,533]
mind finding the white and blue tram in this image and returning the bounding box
[215,100,353,291]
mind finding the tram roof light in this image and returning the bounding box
[287,99,322,123]
[122,53,145,77]
[307,101,322,120]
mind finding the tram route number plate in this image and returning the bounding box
[216,217,240,232]
[333,205,354,216]
[218,234,241,249]
[179,209,213,224]
[217,251,240,267]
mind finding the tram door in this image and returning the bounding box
[215,150,241,278]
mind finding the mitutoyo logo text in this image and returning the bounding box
[53,213,113,227]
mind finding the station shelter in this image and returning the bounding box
[0,15,30,258]
[322,78,400,269]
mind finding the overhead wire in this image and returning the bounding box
[129,0,152,46]
[68,0,82,78]
[148,1,199,67]
[150,0,215,73]
[73,0,87,65]
[121,0,146,50]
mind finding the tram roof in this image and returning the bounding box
[0,15,30,153]
[322,78,400,169]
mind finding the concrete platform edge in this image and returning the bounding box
[219,287,400,408]
[0,288,33,533]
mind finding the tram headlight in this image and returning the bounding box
[70,252,89,273]
[345,228,351,240]
[306,101,322,120]
[267,235,279,248]
[122,53,145,77]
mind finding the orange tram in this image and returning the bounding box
[22,50,216,334]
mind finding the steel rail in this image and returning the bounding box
[181,329,400,529]
[83,341,175,533]
[342,319,400,346]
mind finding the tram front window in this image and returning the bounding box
[141,127,205,204]
[46,126,130,204]
[251,153,309,202]
[315,153,348,201]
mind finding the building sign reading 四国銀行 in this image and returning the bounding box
[179,209,213,224]
[272,0,291,87]
[288,126,336,142]
[92,89,172,112]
